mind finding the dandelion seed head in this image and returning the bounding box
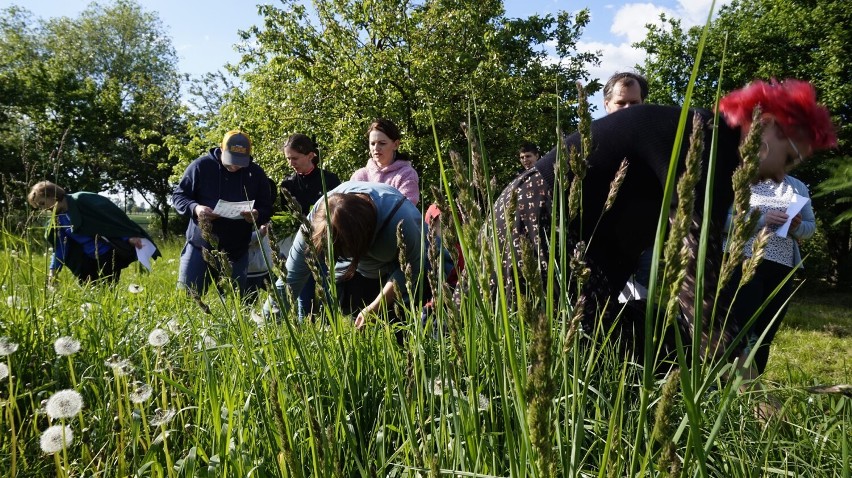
[147,328,170,347]
[0,337,19,356]
[127,284,144,294]
[166,319,181,334]
[54,336,81,356]
[0,363,8,381]
[477,393,490,411]
[197,334,216,350]
[40,425,73,454]
[129,382,153,404]
[46,389,83,419]
[6,295,21,308]
[149,408,176,427]
[104,354,133,376]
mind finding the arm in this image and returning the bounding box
[789,180,815,240]
[171,162,201,219]
[350,168,367,182]
[284,228,312,300]
[354,281,397,329]
[395,166,420,206]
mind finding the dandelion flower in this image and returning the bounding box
[147,329,170,347]
[149,408,177,427]
[128,284,144,294]
[40,425,73,454]
[54,336,81,356]
[130,383,153,404]
[0,363,8,381]
[0,337,19,356]
[46,389,83,419]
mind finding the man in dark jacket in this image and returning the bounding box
[172,130,273,296]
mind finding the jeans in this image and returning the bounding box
[178,242,249,296]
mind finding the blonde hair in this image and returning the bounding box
[27,181,66,209]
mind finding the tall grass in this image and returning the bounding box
[2,24,851,476]
[1,219,848,477]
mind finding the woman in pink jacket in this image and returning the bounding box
[350,118,420,205]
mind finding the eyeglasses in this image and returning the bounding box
[786,137,804,167]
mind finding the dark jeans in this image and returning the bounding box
[74,249,135,284]
[730,260,795,374]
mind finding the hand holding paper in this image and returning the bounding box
[212,199,255,220]
[136,238,158,271]
[775,193,809,238]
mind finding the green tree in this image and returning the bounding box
[634,0,852,285]
[0,0,186,235]
[198,0,597,193]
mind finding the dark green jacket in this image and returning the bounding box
[45,192,161,276]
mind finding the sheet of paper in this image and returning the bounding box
[136,238,157,271]
[213,199,255,219]
[775,193,809,238]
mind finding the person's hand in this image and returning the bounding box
[790,213,802,231]
[241,209,259,223]
[128,237,144,249]
[763,209,788,227]
[354,308,373,330]
[258,224,269,237]
[194,205,219,221]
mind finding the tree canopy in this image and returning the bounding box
[201,0,599,190]
[0,0,185,232]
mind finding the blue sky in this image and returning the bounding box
[4,0,729,112]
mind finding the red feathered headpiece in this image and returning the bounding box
[718,79,837,151]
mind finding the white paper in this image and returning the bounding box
[212,199,255,219]
[775,193,809,238]
[136,238,157,271]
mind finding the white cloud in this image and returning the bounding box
[611,3,676,43]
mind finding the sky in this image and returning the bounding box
[3,0,731,115]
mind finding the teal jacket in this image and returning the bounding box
[45,192,161,276]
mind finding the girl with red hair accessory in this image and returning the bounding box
[720,79,836,381]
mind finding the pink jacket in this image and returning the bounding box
[350,157,420,205]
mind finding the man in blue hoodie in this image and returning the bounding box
[172,130,273,296]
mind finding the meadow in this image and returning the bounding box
[2,95,850,478]
[2,181,850,477]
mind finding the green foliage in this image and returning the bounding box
[0,0,187,236]
[191,0,598,188]
[634,0,852,285]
